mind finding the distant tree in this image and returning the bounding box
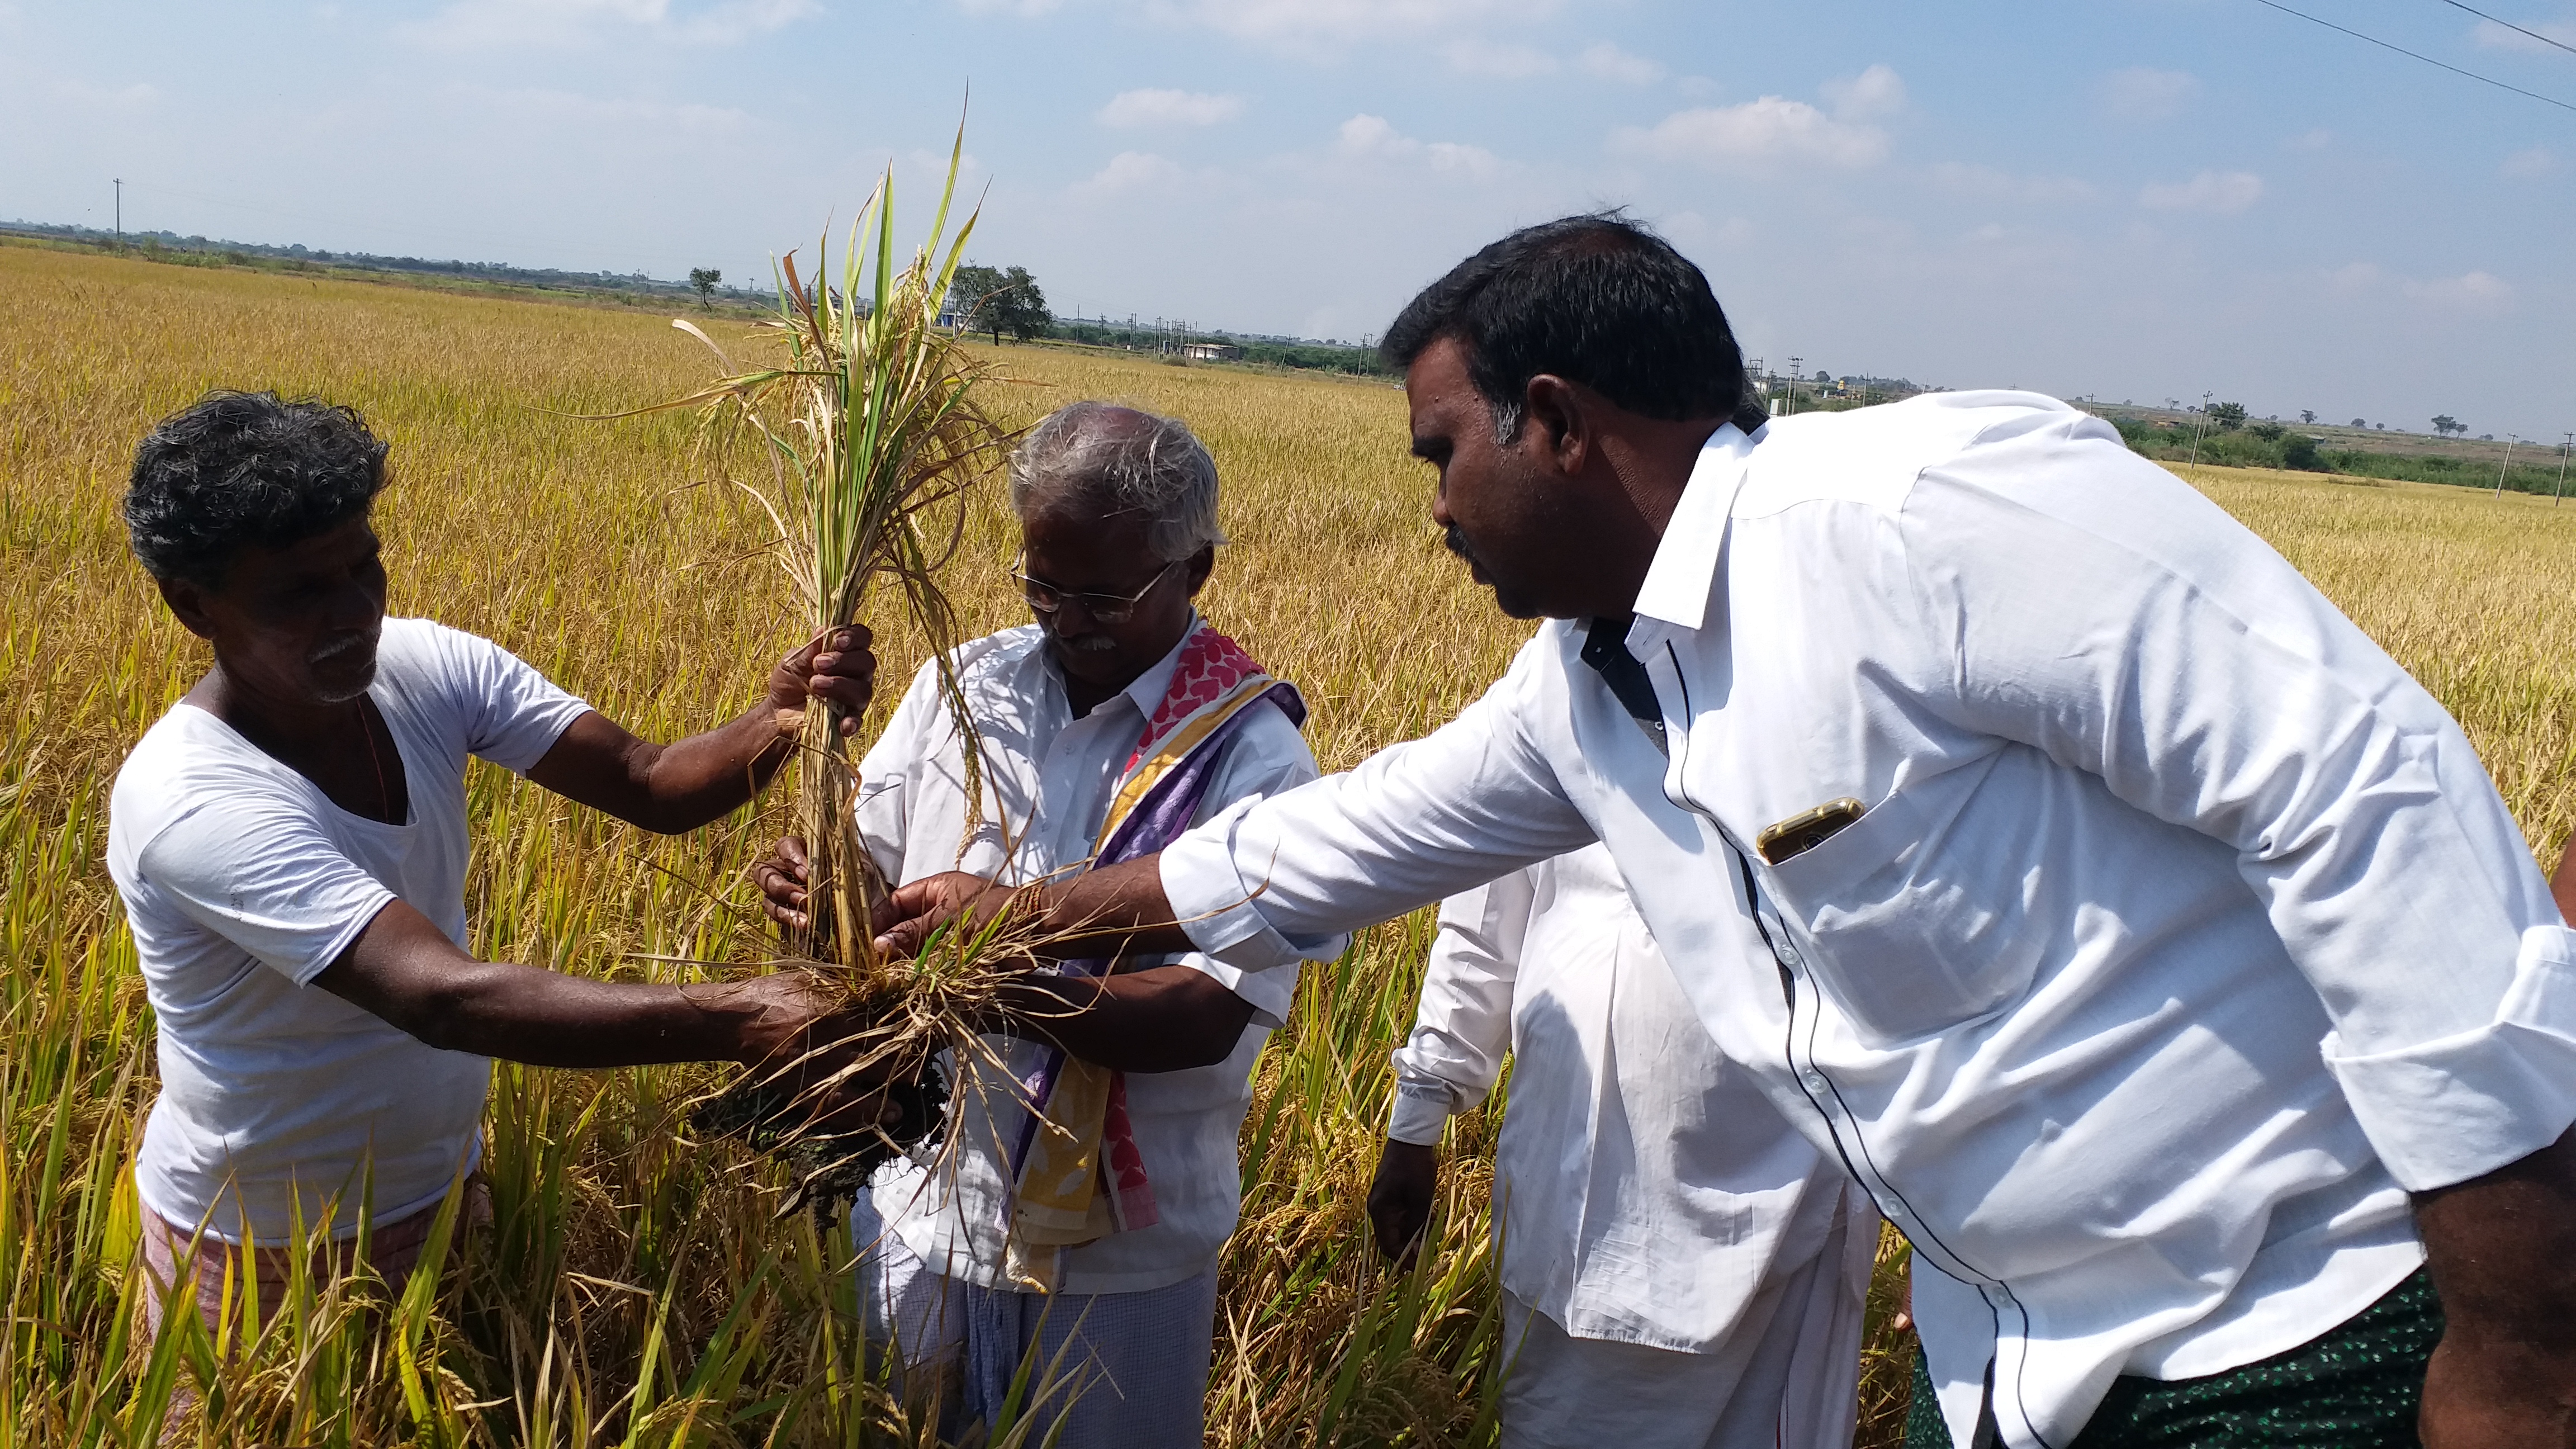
[1815,370,1831,383]
[948,264,1003,328]
[2207,401,2247,432]
[2352,418,2367,428]
[949,263,1053,343]
[689,267,721,308]
[2375,423,2386,431]
[2300,410,2317,425]
[2431,414,2463,437]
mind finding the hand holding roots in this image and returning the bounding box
[689,969,951,1218]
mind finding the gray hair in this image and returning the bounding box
[1006,402,1228,562]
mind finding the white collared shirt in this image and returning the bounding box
[1163,392,2576,1448]
[860,621,1328,1295]
[1389,842,1856,1355]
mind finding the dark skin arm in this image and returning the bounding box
[1366,1139,1438,1268]
[2552,836,2576,926]
[756,839,1249,1072]
[2412,1124,2576,1445]
[526,626,875,836]
[316,899,838,1070]
[863,855,1190,962]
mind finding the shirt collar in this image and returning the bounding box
[1630,423,1760,633]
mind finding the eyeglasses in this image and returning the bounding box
[1010,558,1180,624]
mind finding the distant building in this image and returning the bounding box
[1177,342,1243,362]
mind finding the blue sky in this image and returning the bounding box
[4,0,2571,438]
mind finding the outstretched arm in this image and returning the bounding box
[859,857,1195,962]
[2553,837,2576,926]
[527,626,875,835]
[316,897,838,1072]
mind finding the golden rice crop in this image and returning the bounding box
[6,237,2575,1446]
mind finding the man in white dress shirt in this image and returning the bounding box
[875,217,2576,1448]
[1367,843,1876,1448]
[755,402,1327,1448]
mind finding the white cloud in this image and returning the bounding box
[1612,96,1889,173]
[1577,42,1664,86]
[2288,127,2332,151]
[2472,16,2576,53]
[1071,150,1188,200]
[1929,162,2095,203]
[1442,39,1556,77]
[2502,146,2556,177]
[2323,262,2512,314]
[2101,67,2197,121]
[1097,88,1244,127]
[404,0,817,49]
[1822,63,1905,120]
[2411,269,2513,311]
[1148,0,1556,54]
[2138,169,2263,214]
[1336,113,1504,178]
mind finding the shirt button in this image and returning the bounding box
[1773,941,1801,968]
[1803,1071,1830,1092]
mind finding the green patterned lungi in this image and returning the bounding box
[1903,1269,2443,1448]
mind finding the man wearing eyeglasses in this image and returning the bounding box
[754,401,1329,1448]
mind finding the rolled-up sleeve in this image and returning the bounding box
[1162,635,1599,974]
[1912,417,2576,1191]
[1388,866,1536,1145]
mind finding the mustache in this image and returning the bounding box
[1048,628,1119,654]
[309,630,378,666]
[1442,523,1480,567]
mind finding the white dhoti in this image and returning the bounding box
[851,1195,1218,1449]
[1497,1186,1879,1449]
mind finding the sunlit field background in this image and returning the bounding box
[7,240,2574,1446]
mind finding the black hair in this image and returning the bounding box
[1380,213,1769,440]
[125,391,390,589]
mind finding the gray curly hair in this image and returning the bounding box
[1006,401,1228,562]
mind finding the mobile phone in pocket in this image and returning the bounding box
[1756,797,1867,865]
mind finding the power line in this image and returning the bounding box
[2433,0,2576,59]
[2248,0,2576,112]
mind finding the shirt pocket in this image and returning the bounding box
[1755,751,2048,1047]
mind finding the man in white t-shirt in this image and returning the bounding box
[1368,844,1876,1449]
[108,390,878,1336]
[752,402,1334,1448]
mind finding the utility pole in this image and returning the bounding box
[2494,434,2520,499]
[1787,356,1802,416]
[2186,391,2212,475]
[113,178,122,246]
[2554,432,2572,506]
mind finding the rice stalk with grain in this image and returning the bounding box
[637,130,1030,1197]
